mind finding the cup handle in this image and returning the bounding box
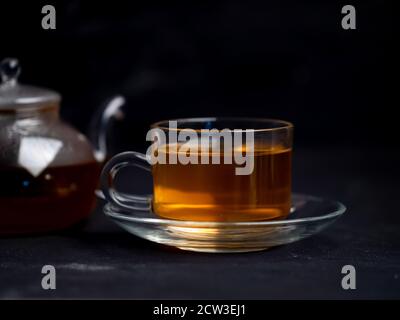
[100,151,152,211]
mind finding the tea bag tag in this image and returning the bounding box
[18,137,63,177]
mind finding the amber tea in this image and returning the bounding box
[0,161,100,234]
[152,144,291,222]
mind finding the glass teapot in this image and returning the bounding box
[0,58,124,235]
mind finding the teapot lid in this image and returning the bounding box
[0,58,60,111]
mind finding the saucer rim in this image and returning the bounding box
[103,193,346,227]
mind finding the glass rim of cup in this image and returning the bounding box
[150,117,293,133]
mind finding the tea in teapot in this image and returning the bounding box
[0,162,100,234]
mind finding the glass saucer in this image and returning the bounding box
[103,194,346,253]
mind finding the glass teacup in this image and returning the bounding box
[101,118,293,222]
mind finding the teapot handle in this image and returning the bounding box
[89,95,125,163]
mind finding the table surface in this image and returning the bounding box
[1,146,399,299]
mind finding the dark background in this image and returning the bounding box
[0,0,395,149]
[0,0,399,299]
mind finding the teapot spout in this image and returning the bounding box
[90,95,125,163]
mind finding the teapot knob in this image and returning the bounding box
[0,58,21,85]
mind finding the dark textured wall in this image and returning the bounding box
[0,0,394,151]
